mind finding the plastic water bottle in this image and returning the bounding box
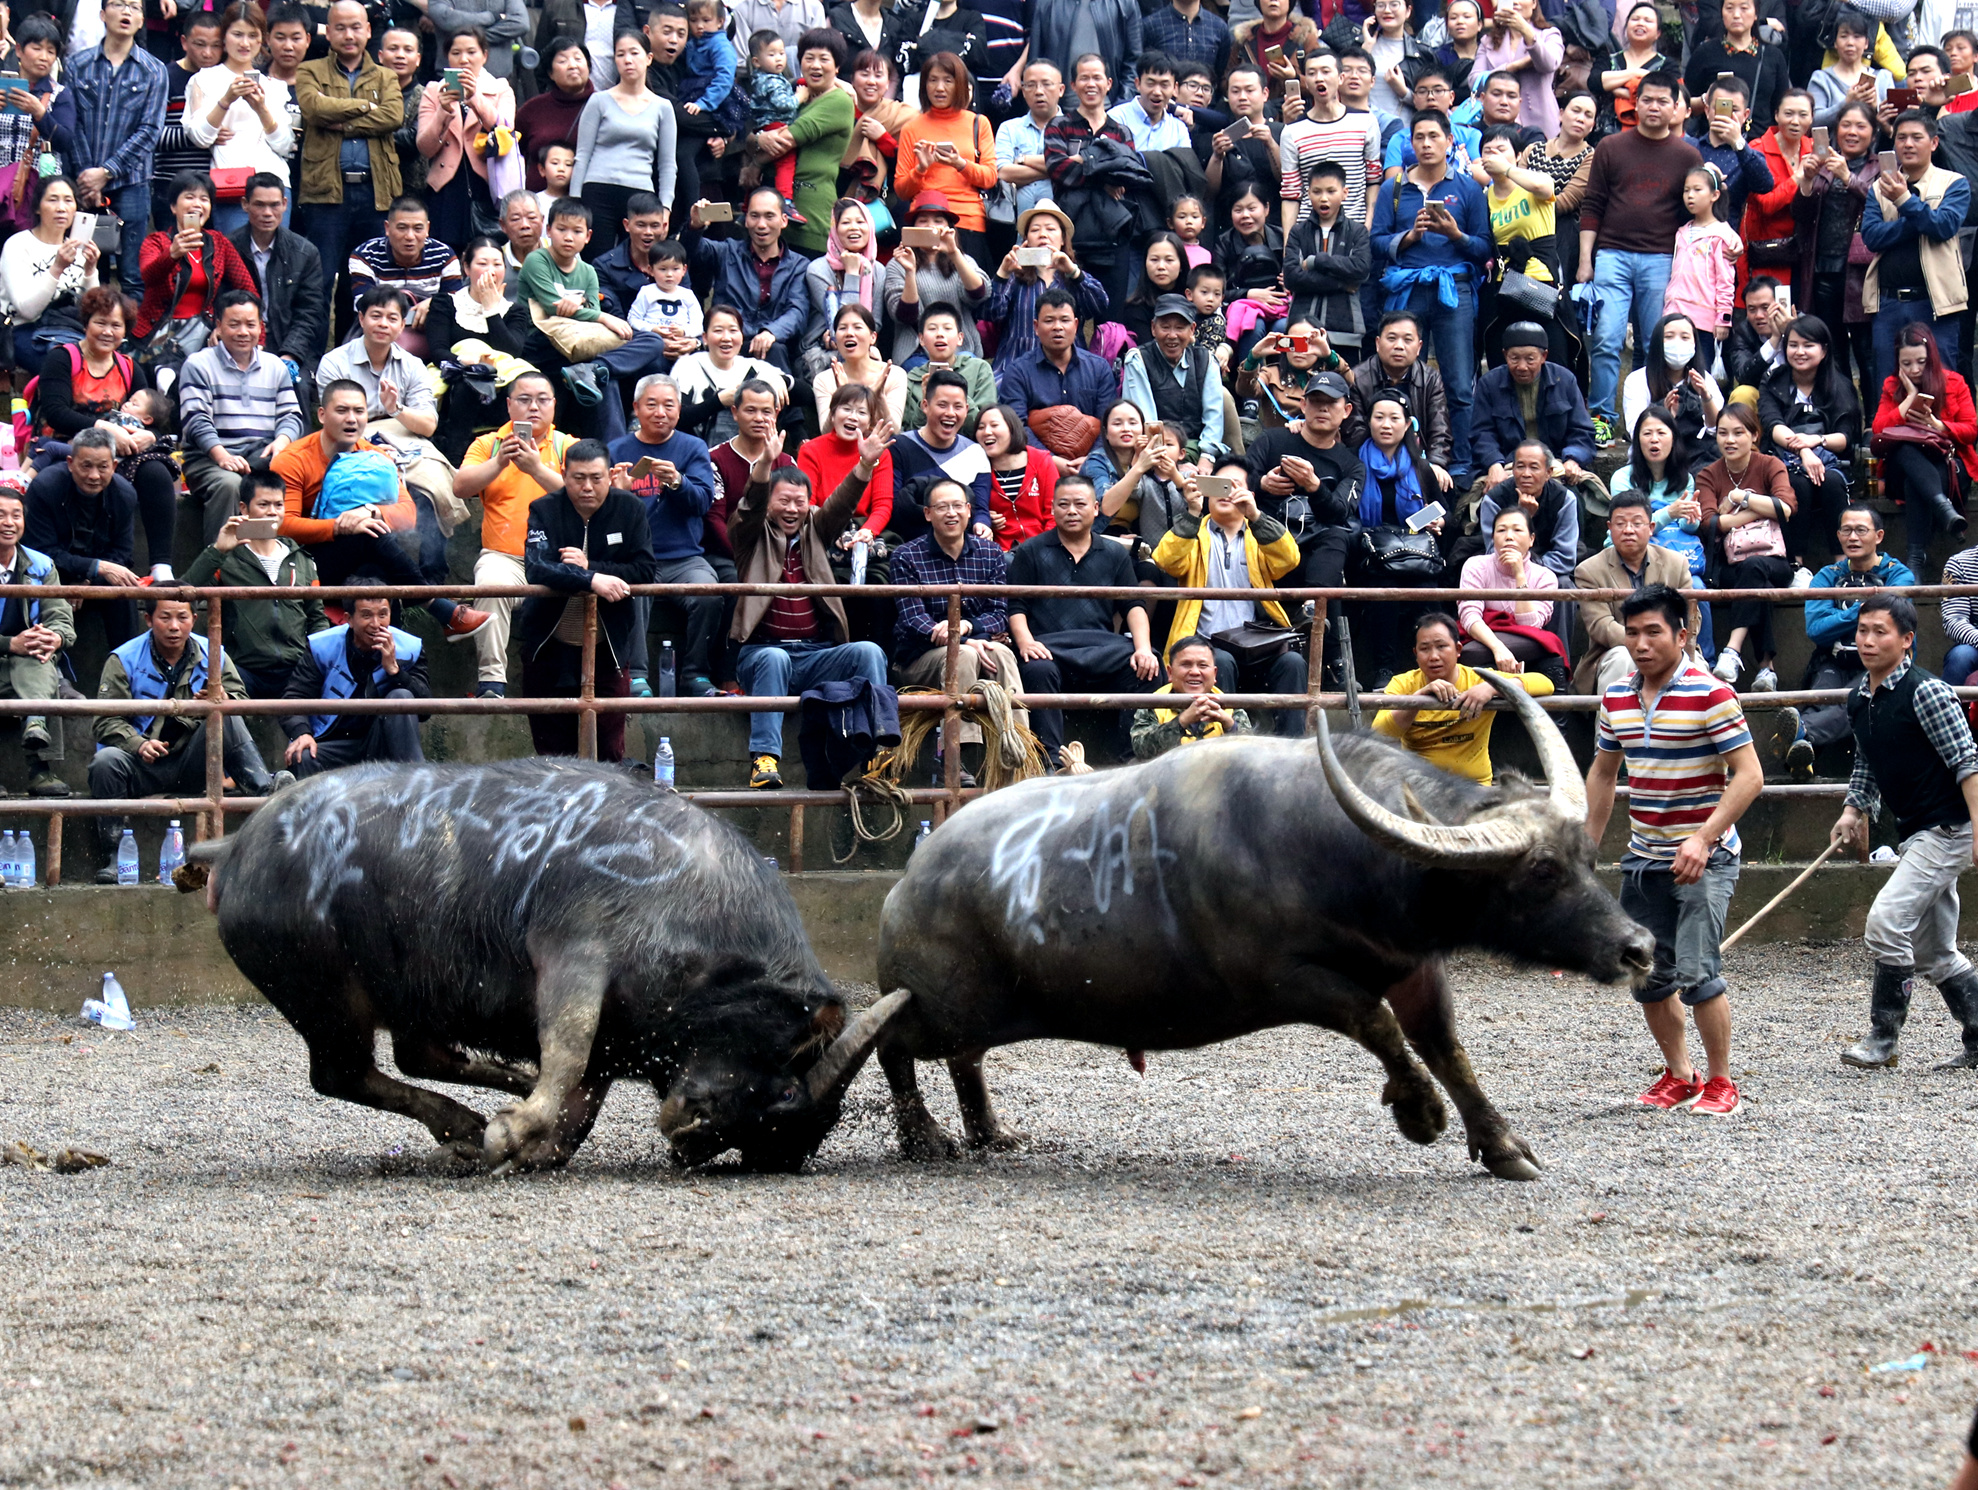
[115,828,140,886]
[850,537,870,586]
[658,640,676,698]
[1,831,16,887]
[81,972,135,1031]
[913,819,932,854]
[157,819,185,885]
[653,735,676,791]
[16,831,33,890]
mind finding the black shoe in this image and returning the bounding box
[95,865,117,885]
[26,771,69,797]
[1934,969,1978,1069]
[1932,491,1968,538]
[1842,963,1913,1068]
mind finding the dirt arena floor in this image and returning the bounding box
[3,942,1977,1488]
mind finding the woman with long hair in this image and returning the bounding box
[570,29,678,257]
[1121,232,1190,349]
[1621,311,1724,473]
[1609,407,1711,650]
[890,51,997,262]
[1353,388,1446,682]
[1698,401,1795,689]
[417,26,517,248]
[674,303,793,443]
[811,301,907,430]
[2,176,101,366]
[974,402,1056,550]
[1872,322,1978,579]
[1084,399,1189,553]
[1759,313,1860,567]
[882,191,988,362]
[184,2,293,236]
[1799,99,1880,401]
[1474,0,1563,137]
[131,171,258,341]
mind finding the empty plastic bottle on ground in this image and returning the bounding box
[654,735,675,790]
[659,640,676,698]
[81,972,136,1031]
[157,820,185,885]
[15,831,33,889]
[116,829,139,886]
[914,819,932,853]
[1,830,15,887]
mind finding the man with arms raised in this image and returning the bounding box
[1585,584,1762,1117]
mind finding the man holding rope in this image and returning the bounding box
[1585,585,1764,1116]
[1830,594,1978,1072]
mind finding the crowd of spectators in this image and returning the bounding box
[4,0,1978,848]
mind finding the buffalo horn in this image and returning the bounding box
[1476,668,1587,822]
[804,989,911,1106]
[1316,700,1543,865]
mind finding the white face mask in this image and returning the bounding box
[1663,336,1694,367]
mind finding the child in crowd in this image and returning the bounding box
[1186,262,1230,373]
[746,30,807,219]
[629,240,705,348]
[1664,164,1741,348]
[535,143,575,218]
[1285,160,1370,357]
[678,0,741,125]
[1169,195,1213,270]
[109,387,180,486]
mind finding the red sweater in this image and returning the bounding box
[1873,371,1978,482]
[133,230,258,339]
[988,447,1058,550]
[798,431,893,534]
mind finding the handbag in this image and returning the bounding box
[1353,524,1444,581]
[1210,621,1301,667]
[984,177,1016,227]
[1747,237,1797,267]
[1497,266,1558,319]
[1722,514,1787,561]
[0,124,42,236]
[209,167,253,200]
[1027,406,1100,459]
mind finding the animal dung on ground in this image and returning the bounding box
[0,1140,110,1173]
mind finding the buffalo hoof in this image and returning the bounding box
[429,1139,488,1176]
[1380,1077,1447,1146]
[1479,1136,1543,1182]
[897,1114,960,1162]
[967,1128,1027,1154]
[483,1109,567,1171]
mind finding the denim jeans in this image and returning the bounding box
[1620,847,1740,1006]
[300,197,386,327]
[1403,279,1476,481]
[1944,643,1978,686]
[735,638,889,758]
[110,182,151,297]
[1873,299,1961,395]
[1589,249,1674,421]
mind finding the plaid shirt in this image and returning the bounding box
[889,532,1009,659]
[65,43,169,192]
[1142,5,1232,83]
[1845,657,1978,818]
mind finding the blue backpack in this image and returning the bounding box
[316,450,402,521]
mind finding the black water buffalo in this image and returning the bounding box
[867,677,1655,1180]
[193,759,891,1171]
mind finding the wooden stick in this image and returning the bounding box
[1722,842,1842,949]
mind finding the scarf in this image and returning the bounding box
[1357,438,1425,527]
[823,201,878,313]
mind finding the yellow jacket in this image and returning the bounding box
[1151,511,1302,653]
[1372,664,1554,784]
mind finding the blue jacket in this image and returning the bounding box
[608,430,717,562]
[999,343,1119,454]
[1470,363,1597,474]
[1860,175,1972,255]
[678,29,738,110]
[1370,169,1491,282]
[106,633,217,742]
[302,624,423,739]
[0,544,57,632]
[1806,554,1917,649]
[684,233,811,347]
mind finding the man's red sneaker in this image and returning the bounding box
[1638,1070,1705,1110]
[444,606,494,641]
[1690,1075,1742,1116]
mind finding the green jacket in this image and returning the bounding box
[182,539,329,675]
[785,87,855,256]
[95,639,249,756]
[294,54,405,210]
[902,354,999,438]
[519,247,602,321]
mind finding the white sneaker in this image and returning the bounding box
[1790,566,1814,589]
[150,563,174,582]
[1713,649,1743,683]
[1751,666,1779,692]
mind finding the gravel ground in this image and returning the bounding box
[3,944,1978,1489]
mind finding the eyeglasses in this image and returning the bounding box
[103,3,142,12]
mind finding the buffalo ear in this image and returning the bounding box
[806,1000,847,1048]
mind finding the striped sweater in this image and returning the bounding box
[175,345,305,458]
[346,236,464,313]
[1596,660,1753,862]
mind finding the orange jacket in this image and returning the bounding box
[891,108,998,233]
[273,434,417,547]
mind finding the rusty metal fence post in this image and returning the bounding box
[939,592,962,824]
[202,600,226,842]
[578,594,598,762]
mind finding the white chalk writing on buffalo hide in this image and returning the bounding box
[1060,795,1177,925]
[989,790,1178,944]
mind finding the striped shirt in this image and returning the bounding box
[1278,109,1383,227]
[1596,660,1752,862]
[346,236,464,314]
[175,346,305,458]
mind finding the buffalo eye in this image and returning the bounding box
[1525,856,1562,891]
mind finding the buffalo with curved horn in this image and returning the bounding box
[858,674,1655,1179]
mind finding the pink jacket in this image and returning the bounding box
[1663,220,1742,333]
[416,75,516,190]
[1458,550,1556,633]
[1474,26,1565,137]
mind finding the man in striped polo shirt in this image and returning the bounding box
[346,196,464,347]
[1585,584,1764,1117]
[176,292,305,547]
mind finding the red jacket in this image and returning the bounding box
[133,230,259,339]
[1873,370,1978,483]
[1738,127,1811,303]
[797,430,894,535]
[989,447,1057,550]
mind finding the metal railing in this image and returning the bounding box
[2,576,1969,880]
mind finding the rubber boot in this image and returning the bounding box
[1931,490,1969,539]
[1932,970,1978,1070]
[1841,963,1913,1068]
